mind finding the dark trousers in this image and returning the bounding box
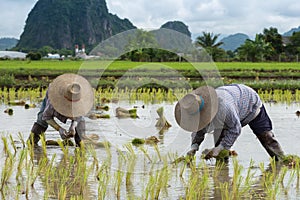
[215,105,272,146]
[248,105,272,136]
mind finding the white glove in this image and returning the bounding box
[59,127,68,140]
[211,144,225,157]
[68,120,78,136]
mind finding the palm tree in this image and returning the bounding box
[260,27,283,60]
[237,35,273,62]
[195,32,224,61]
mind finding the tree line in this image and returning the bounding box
[13,27,300,62]
[119,27,300,62]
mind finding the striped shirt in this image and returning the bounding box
[191,84,262,150]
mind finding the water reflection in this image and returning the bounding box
[1,102,300,199]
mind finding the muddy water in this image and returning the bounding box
[1,102,300,199]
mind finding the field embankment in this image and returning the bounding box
[0,60,299,90]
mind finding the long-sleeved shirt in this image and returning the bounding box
[191,84,262,150]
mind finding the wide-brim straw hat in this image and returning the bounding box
[48,73,94,118]
[175,86,218,132]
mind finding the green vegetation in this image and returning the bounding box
[0,60,300,90]
[195,32,224,61]
[131,138,145,145]
[1,60,300,71]
[0,85,300,106]
[0,134,299,199]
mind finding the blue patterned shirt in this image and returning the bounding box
[191,84,262,150]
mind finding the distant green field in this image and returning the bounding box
[0,60,299,71]
[0,60,299,90]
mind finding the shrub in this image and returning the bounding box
[26,52,42,60]
[0,74,16,87]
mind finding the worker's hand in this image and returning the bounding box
[59,127,69,140]
[211,144,225,157]
[202,144,225,159]
[187,149,197,157]
[68,121,78,136]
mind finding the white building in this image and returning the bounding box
[0,51,27,59]
[47,53,61,59]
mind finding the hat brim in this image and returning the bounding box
[48,73,94,118]
[175,86,218,132]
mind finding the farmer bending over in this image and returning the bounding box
[28,73,94,147]
[175,84,284,161]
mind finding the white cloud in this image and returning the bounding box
[0,0,37,38]
[0,0,300,39]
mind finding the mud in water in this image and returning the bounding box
[1,102,300,199]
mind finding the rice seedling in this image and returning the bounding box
[114,166,124,199]
[153,144,162,161]
[42,154,56,198]
[296,162,300,189]
[30,156,48,187]
[244,159,256,188]
[143,172,155,199]
[1,85,299,107]
[259,159,281,199]
[1,130,300,199]
[124,144,137,187]
[57,140,69,158]
[219,181,230,200]
[257,89,300,104]
[0,150,14,192]
[97,159,111,199]
[1,87,9,104]
[231,158,244,198]
[2,136,10,155]
[8,135,17,156]
[281,167,296,195]
[138,146,152,162]
[185,161,210,199]
[87,145,99,171]
[8,87,16,102]
[154,158,170,199]
[17,132,26,148]
[74,149,93,196]
[16,148,26,178]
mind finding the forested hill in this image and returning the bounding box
[160,21,191,37]
[16,0,136,50]
[0,38,18,50]
[151,21,193,53]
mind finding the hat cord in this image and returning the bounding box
[191,95,205,115]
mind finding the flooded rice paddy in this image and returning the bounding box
[1,101,300,199]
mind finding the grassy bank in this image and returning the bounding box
[1,60,300,70]
[0,60,299,90]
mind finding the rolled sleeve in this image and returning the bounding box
[42,99,54,121]
[191,128,207,150]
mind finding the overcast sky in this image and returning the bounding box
[1,0,300,39]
